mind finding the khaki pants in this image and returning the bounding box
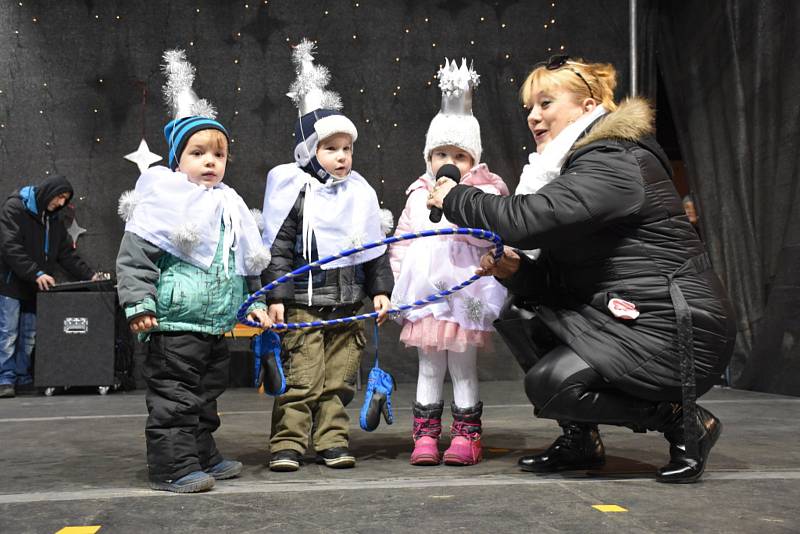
[270,306,366,454]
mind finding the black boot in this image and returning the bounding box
[652,403,722,484]
[518,421,605,472]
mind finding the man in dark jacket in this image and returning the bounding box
[0,175,97,398]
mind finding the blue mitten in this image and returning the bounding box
[253,330,286,396]
[360,365,395,431]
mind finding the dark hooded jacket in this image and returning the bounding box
[442,98,736,399]
[0,175,94,302]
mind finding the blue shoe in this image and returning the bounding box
[205,459,243,480]
[149,471,215,493]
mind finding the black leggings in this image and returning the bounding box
[524,345,664,426]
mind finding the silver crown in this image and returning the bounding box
[437,58,480,116]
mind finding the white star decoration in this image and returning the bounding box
[124,138,162,174]
[67,218,86,246]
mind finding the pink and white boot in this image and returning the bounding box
[443,402,483,466]
[410,401,444,466]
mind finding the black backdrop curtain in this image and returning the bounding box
[656,0,800,394]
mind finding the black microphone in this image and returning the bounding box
[429,163,461,223]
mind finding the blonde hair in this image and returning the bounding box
[520,57,618,111]
[184,128,230,159]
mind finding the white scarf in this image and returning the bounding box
[123,166,270,276]
[516,105,608,195]
[261,163,387,304]
[515,106,607,259]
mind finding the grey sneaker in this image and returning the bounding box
[205,459,243,480]
[316,447,356,469]
[149,471,215,493]
[0,384,15,398]
[269,449,302,472]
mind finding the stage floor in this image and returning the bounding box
[1,383,798,533]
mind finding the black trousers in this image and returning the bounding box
[143,331,229,482]
[524,344,721,426]
[524,346,661,426]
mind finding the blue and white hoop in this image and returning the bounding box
[236,227,504,330]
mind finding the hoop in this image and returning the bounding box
[236,227,504,330]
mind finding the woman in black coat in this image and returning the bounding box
[428,56,736,483]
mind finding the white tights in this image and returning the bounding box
[416,346,479,409]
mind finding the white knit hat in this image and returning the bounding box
[423,58,482,175]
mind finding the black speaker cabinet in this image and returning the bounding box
[35,291,117,389]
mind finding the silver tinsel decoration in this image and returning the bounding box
[462,296,484,323]
[250,208,265,233]
[434,280,453,303]
[287,38,344,114]
[438,58,480,97]
[117,190,138,222]
[349,232,368,249]
[379,208,395,235]
[161,49,217,119]
[245,246,272,274]
[171,223,201,255]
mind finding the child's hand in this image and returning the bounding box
[373,294,392,326]
[268,303,285,329]
[130,314,158,333]
[247,309,272,329]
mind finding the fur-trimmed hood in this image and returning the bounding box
[574,97,655,150]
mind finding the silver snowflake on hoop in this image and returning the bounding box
[348,232,368,250]
[434,280,453,303]
[462,296,484,323]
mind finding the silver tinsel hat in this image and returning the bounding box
[286,39,344,116]
[161,49,218,120]
[161,49,229,170]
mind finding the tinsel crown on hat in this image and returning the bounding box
[287,39,343,116]
[438,58,480,116]
[161,49,217,120]
[423,58,483,172]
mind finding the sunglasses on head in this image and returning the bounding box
[537,54,596,101]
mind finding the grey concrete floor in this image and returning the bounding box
[1,382,799,533]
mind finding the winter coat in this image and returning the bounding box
[0,176,93,302]
[389,164,509,344]
[116,228,265,336]
[442,98,736,398]
[263,188,394,307]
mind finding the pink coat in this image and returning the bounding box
[389,164,509,352]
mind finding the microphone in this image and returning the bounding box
[429,164,461,223]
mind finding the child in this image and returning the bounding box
[261,40,393,472]
[389,59,509,466]
[116,50,272,493]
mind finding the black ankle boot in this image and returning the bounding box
[655,404,722,484]
[518,422,605,472]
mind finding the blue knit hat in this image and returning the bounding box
[164,116,229,170]
[293,109,357,182]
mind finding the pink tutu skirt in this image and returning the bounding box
[399,316,492,353]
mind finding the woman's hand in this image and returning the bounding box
[426,177,458,210]
[476,246,521,279]
[373,294,392,326]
